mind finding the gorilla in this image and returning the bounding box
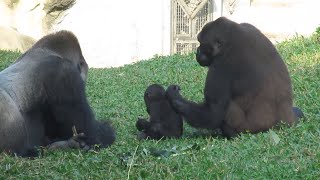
[0,30,115,157]
[167,17,304,138]
[136,84,183,140]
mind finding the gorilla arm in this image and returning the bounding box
[166,69,231,130]
[39,57,115,148]
[47,133,90,150]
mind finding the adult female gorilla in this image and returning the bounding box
[167,17,303,138]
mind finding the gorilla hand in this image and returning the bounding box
[47,133,90,151]
[166,85,187,113]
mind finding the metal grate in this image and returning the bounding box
[195,3,210,34]
[176,43,198,55]
[171,0,214,54]
[176,4,189,35]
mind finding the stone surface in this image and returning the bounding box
[0,0,319,67]
[0,0,74,39]
[0,26,35,52]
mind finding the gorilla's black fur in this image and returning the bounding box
[136,84,183,140]
[0,31,115,157]
[167,17,304,138]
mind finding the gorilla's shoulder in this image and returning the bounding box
[18,48,62,63]
[10,50,78,79]
[35,55,79,73]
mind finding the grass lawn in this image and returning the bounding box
[0,33,319,179]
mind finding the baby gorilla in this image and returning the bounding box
[136,84,183,140]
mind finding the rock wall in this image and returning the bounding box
[1,0,320,67]
[0,0,74,39]
[0,26,35,52]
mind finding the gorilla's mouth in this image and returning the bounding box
[196,54,212,67]
[196,47,213,67]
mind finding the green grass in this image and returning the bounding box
[0,34,319,179]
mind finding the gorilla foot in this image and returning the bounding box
[293,106,305,120]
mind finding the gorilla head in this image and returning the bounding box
[196,17,234,67]
[144,84,166,113]
[17,31,88,81]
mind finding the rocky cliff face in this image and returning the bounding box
[0,26,35,52]
[0,0,75,52]
[1,0,319,67]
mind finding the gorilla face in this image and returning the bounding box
[196,36,224,67]
[53,37,88,82]
[28,30,89,82]
[196,44,215,67]
[196,19,230,67]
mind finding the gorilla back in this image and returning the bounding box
[0,48,115,157]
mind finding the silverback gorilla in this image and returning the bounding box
[167,17,303,138]
[136,84,183,140]
[0,31,115,157]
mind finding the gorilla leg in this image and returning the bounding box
[136,118,151,131]
[246,103,278,132]
[278,102,296,126]
[221,101,246,137]
[223,101,302,138]
[222,101,277,137]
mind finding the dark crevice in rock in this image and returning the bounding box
[43,0,76,14]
